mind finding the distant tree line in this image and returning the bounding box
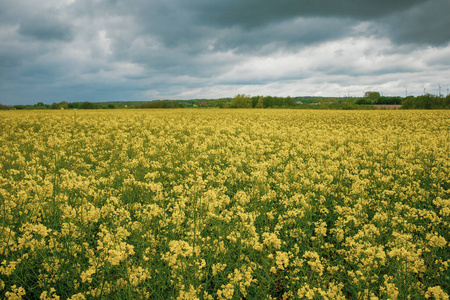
[139,100,184,109]
[6,101,118,110]
[356,96,403,105]
[354,91,450,108]
[1,93,449,110]
[230,94,297,108]
[401,94,450,109]
[1,99,230,110]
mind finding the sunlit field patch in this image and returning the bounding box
[1,109,449,299]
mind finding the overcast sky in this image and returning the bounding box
[1,0,450,105]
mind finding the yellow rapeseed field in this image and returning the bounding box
[0,109,449,299]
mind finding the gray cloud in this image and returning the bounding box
[1,0,449,105]
[185,0,429,28]
[380,0,450,46]
[18,16,74,41]
[209,17,358,55]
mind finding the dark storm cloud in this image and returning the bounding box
[185,0,429,28]
[87,0,449,55]
[209,17,356,55]
[18,16,74,41]
[380,0,450,46]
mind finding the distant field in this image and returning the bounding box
[373,104,402,109]
[0,109,449,299]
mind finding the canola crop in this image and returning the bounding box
[0,109,449,299]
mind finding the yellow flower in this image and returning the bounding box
[5,285,26,300]
[262,232,282,249]
[426,233,447,248]
[425,286,449,300]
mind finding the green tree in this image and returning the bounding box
[255,96,264,108]
[34,102,48,109]
[80,101,97,109]
[263,96,274,108]
[445,95,450,109]
[401,96,416,109]
[50,102,61,109]
[364,91,380,104]
[356,98,370,105]
[284,96,296,107]
[60,101,69,109]
[68,102,80,109]
[231,94,252,108]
